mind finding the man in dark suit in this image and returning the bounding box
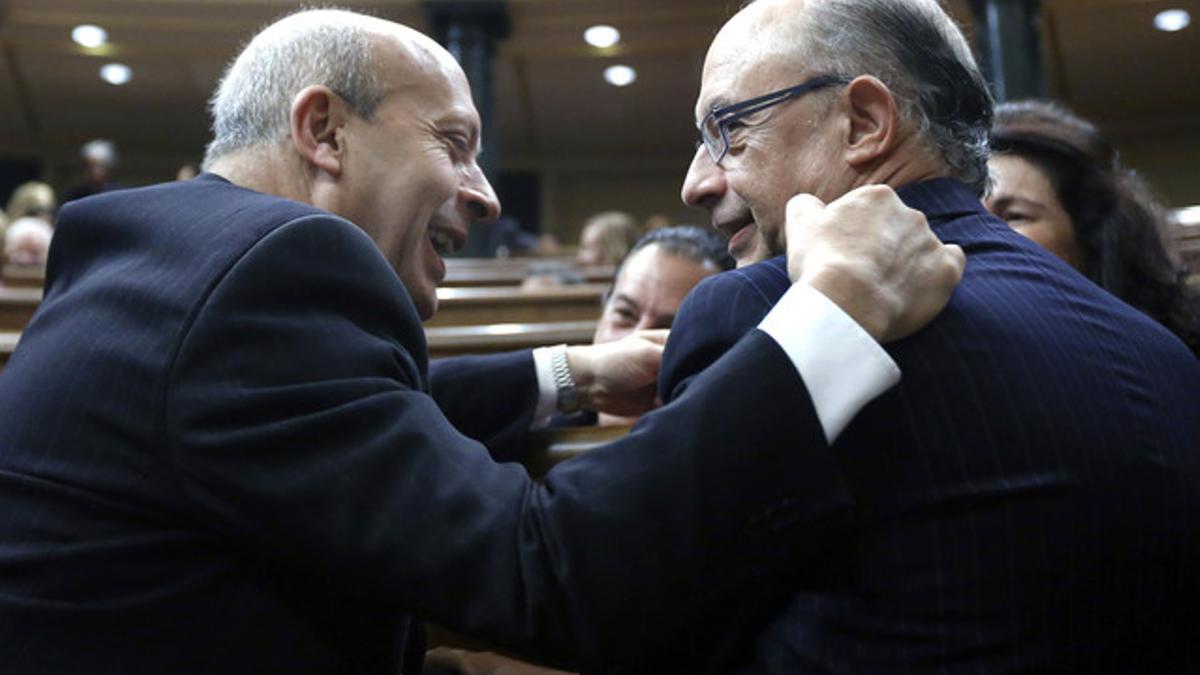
[0,8,966,675]
[668,0,1200,672]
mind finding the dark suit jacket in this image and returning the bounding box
[0,174,845,675]
[660,179,1200,673]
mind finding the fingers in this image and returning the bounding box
[785,193,827,229]
[784,194,828,282]
[943,243,966,282]
[632,328,670,346]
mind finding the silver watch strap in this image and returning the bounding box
[549,344,580,414]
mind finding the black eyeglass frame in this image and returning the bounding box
[697,74,851,164]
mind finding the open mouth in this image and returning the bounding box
[714,215,757,254]
[428,224,466,256]
[714,215,755,241]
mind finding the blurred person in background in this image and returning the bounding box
[176,164,199,181]
[642,213,672,232]
[3,181,57,266]
[987,100,1200,354]
[575,210,641,267]
[64,139,121,203]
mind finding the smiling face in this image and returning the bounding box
[326,33,499,319]
[681,0,851,267]
[593,244,720,344]
[985,153,1081,268]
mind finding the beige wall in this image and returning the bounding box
[506,155,701,243]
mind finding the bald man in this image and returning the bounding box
[0,9,964,675]
[660,0,1200,672]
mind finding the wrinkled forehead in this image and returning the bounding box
[695,0,808,119]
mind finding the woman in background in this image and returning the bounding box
[575,211,641,267]
[987,100,1199,355]
[3,181,57,266]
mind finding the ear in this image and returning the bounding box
[289,85,349,177]
[839,75,900,168]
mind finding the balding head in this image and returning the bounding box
[203,8,460,167]
[683,0,993,266]
[201,8,499,322]
[735,0,994,194]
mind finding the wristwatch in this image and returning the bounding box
[550,344,581,414]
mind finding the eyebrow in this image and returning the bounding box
[708,96,733,113]
[990,194,1045,211]
[696,97,731,121]
[612,293,642,312]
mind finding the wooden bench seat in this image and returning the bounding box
[0,288,41,331]
[0,321,597,375]
[2,264,45,289]
[0,331,18,373]
[427,320,596,359]
[427,284,605,328]
[441,266,613,288]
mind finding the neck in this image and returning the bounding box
[206,145,312,206]
[850,129,952,193]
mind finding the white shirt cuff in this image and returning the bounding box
[530,346,560,428]
[757,283,900,444]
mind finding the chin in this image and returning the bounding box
[413,294,438,321]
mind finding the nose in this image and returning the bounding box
[680,145,726,211]
[462,166,501,223]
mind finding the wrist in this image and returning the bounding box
[564,345,597,411]
[548,345,582,414]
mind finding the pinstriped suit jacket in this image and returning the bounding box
[0,174,852,674]
[660,178,1200,673]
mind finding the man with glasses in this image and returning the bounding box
[661,0,1200,672]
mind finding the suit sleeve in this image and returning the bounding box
[429,351,538,462]
[163,215,850,673]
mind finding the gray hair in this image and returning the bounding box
[792,0,994,195]
[81,139,118,167]
[202,9,385,168]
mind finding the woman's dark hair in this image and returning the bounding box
[991,100,1200,354]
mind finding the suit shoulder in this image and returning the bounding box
[684,256,790,316]
[660,257,790,403]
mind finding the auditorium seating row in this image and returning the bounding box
[0,320,598,371]
[0,285,607,332]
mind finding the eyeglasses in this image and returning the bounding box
[697,74,850,164]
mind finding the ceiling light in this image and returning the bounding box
[603,65,637,87]
[1154,9,1190,32]
[1176,205,1200,226]
[100,63,132,86]
[584,25,621,48]
[71,24,108,48]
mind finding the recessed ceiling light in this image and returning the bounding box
[604,65,636,87]
[584,25,621,49]
[1154,9,1190,32]
[100,63,132,86]
[1176,205,1200,226]
[71,24,108,48]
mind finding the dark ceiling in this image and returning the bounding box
[0,0,1195,191]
